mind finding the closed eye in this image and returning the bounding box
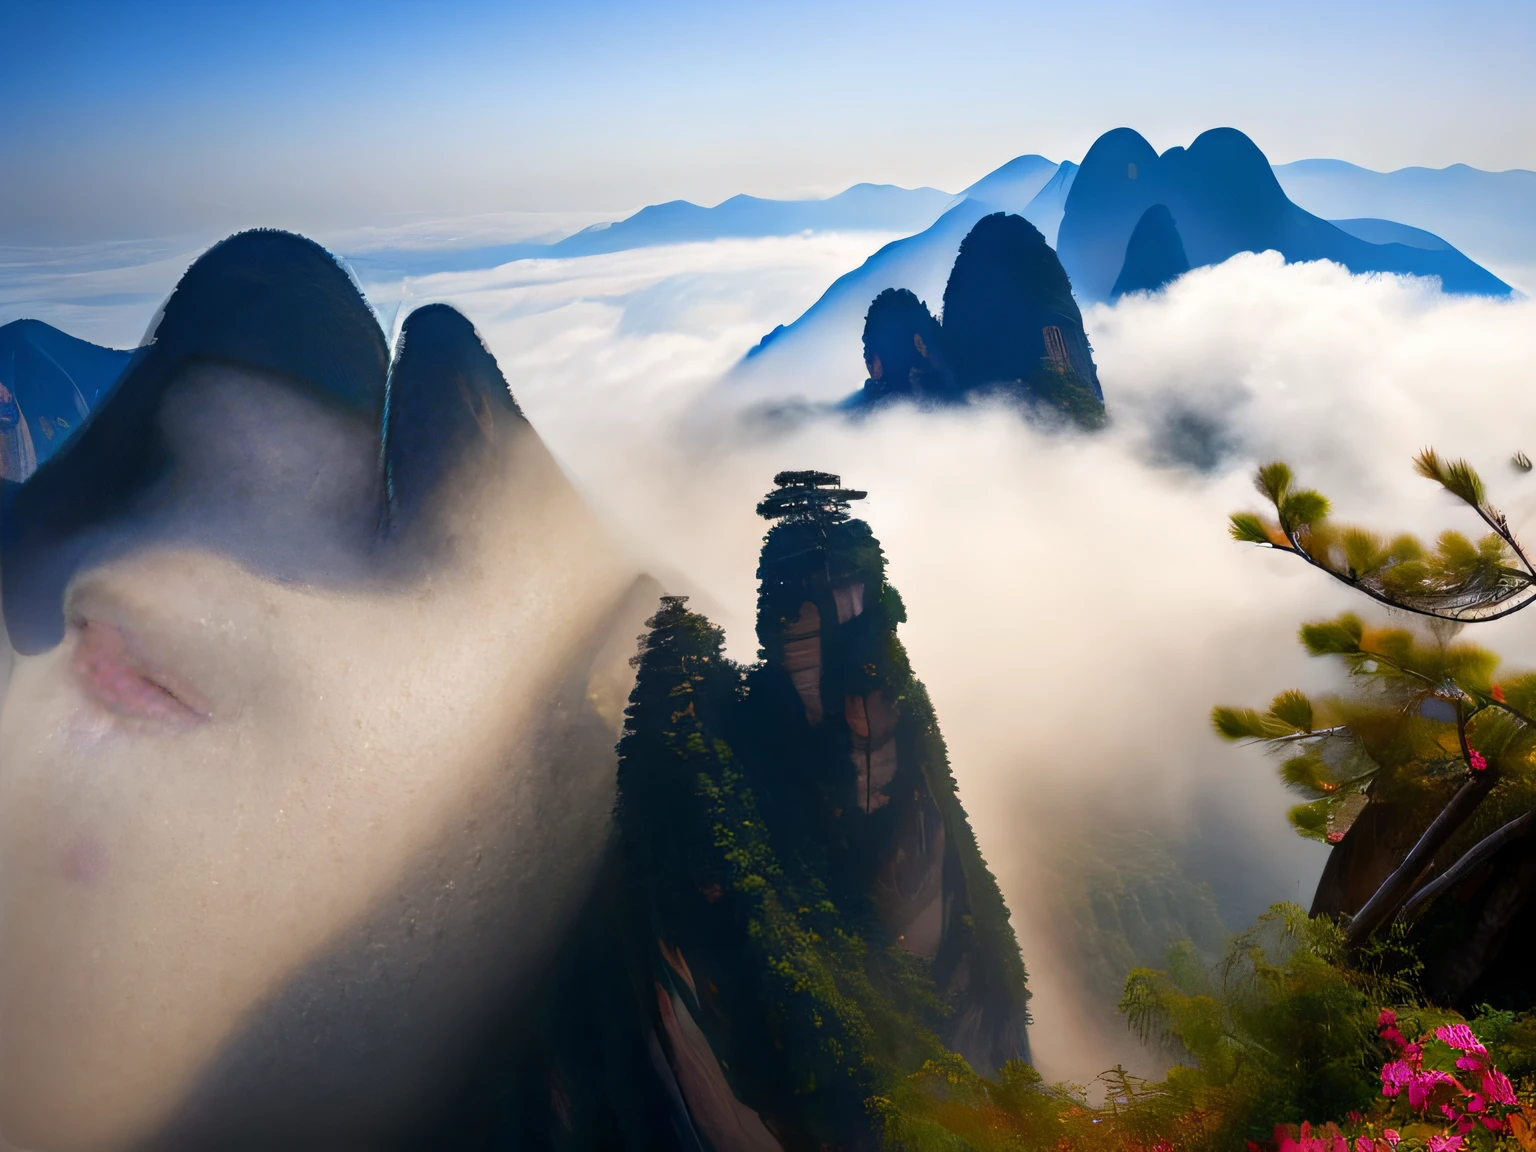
[71,620,209,725]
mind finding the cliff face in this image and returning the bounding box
[613,471,1032,1147]
[846,213,1106,427]
[939,212,1104,422]
[856,287,954,406]
[1058,127,1511,302]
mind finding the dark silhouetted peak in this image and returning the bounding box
[1059,127,1511,302]
[858,287,953,405]
[383,303,525,535]
[1177,128,1289,211]
[938,213,1104,422]
[141,229,389,421]
[1111,204,1191,298]
[3,231,393,653]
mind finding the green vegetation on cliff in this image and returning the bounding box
[616,471,1032,1145]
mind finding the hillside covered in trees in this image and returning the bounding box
[614,470,1032,1147]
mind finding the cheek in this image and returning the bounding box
[0,595,579,1150]
[58,834,111,886]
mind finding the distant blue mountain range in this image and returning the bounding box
[734,128,1512,401]
[1273,159,1536,288]
[345,183,956,279]
[7,132,1530,443]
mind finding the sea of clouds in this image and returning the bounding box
[13,231,1536,1082]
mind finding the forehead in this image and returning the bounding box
[103,359,388,593]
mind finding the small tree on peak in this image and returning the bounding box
[755,470,868,526]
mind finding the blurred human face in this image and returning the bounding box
[0,358,641,1151]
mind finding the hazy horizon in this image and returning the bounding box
[5,0,1534,245]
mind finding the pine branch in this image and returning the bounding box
[1231,456,1536,623]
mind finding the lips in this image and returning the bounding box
[70,619,208,725]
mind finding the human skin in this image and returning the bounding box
[0,350,643,1149]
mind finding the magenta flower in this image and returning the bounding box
[1435,1023,1487,1054]
[1381,1130,1401,1147]
[1479,1067,1517,1106]
[1355,1139,1375,1152]
[1426,1134,1463,1152]
[1380,1059,1413,1096]
[1468,748,1488,771]
[1407,1069,1454,1110]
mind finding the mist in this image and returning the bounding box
[371,241,1536,1081]
[16,231,1536,1085]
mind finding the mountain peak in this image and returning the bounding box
[1059,127,1511,301]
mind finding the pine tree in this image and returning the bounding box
[1223,454,1536,978]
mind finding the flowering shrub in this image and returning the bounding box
[1374,1013,1521,1149]
[1274,1015,1533,1152]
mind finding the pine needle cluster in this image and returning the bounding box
[1211,615,1536,845]
[1229,454,1536,621]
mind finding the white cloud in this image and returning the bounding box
[18,233,1536,1082]
[424,246,1536,1081]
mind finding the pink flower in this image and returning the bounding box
[1407,1069,1454,1110]
[1427,1134,1463,1152]
[1382,1131,1401,1147]
[1436,1023,1487,1054]
[1380,1059,1413,1096]
[1378,1010,1398,1029]
[1479,1067,1518,1106]
[1468,748,1488,771]
[1355,1139,1376,1152]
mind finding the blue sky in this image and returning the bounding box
[4,0,1534,244]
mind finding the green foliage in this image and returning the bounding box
[1213,612,1536,846]
[1022,365,1108,430]
[1118,905,1388,1142]
[1230,456,1535,622]
[1229,510,1274,544]
[618,595,956,1135]
[1470,1005,1536,1079]
[1416,447,1487,509]
[872,906,1452,1151]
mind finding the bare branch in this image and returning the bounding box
[1397,810,1536,922]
